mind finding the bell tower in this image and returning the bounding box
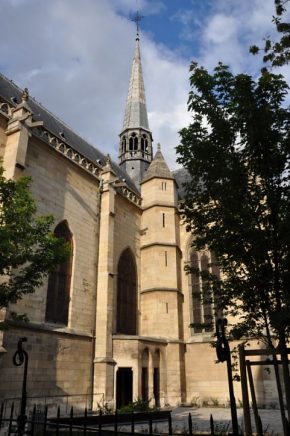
[119,15,153,187]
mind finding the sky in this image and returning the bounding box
[0,0,289,170]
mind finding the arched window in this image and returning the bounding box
[133,136,138,150]
[45,221,73,325]
[117,248,137,335]
[129,137,133,151]
[122,136,126,152]
[190,250,218,333]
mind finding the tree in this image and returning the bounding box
[0,167,70,324]
[176,62,290,430]
[250,0,290,67]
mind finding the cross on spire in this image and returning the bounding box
[132,10,144,37]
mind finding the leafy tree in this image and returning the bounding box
[250,0,290,67]
[0,167,70,324]
[176,62,290,428]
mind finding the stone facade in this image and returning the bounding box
[0,34,278,412]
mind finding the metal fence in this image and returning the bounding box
[0,403,219,436]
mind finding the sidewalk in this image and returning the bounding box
[170,406,282,434]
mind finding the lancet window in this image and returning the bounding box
[45,221,73,325]
[189,250,219,334]
[116,248,137,335]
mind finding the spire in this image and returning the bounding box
[119,27,153,188]
[122,35,150,131]
[142,144,173,183]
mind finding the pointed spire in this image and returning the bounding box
[122,36,150,131]
[142,144,173,183]
[119,30,153,188]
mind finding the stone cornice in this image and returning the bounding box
[140,287,183,295]
[7,320,92,339]
[141,242,182,257]
[0,96,142,207]
[142,202,178,212]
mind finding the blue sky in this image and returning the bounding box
[0,0,288,169]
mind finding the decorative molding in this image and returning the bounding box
[116,186,142,207]
[32,126,102,179]
[0,101,13,118]
[0,96,142,208]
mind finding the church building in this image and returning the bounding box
[0,30,274,411]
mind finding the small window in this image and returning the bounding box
[165,251,168,266]
[161,182,167,191]
[162,213,165,227]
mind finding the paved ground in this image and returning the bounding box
[0,407,284,435]
[119,407,283,435]
[171,407,282,434]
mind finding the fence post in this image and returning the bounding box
[98,409,102,435]
[69,406,73,436]
[30,404,36,436]
[84,407,87,436]
[188,413,192,436]
[210,414,215,436]
[56,406,60,436]
[43,405,48,436]
[114,410,118,436]
[131,412,135,433]
[149,413,153,436]
[168,412,172,436]
[0,402,3,429]
[8,402,14,436]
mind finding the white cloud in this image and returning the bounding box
[0,0,288,175]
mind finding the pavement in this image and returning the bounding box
[170,407,282,434]
[0,406,284,435]
[118,407,283,435]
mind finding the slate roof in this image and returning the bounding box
[172,167,191,200]
[122,36,150,132]
[142,145,173,183]
[0,73,140,195]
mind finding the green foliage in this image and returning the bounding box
[117,398,155,413]
[177,62,290,343]
[0,167,70,320]
[250,0,290,67]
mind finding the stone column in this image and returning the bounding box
[93,158,117,408]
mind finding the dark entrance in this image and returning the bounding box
[116,368,133,409]
[141,367,148,401]
[153,368,160,407]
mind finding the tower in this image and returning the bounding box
[119,27,153,187]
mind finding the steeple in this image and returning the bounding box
[119,27,153,188]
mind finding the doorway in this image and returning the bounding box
[141,367,149,401]
[116,367,133,409]
[153,367,160,407]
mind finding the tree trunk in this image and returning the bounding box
[264,319,288,435]
[279,331,290,429]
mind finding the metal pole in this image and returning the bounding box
[215,319,239,435]
[12,338,28,436]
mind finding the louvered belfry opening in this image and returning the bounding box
[45,221,73,325]
[116,248,137,335]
